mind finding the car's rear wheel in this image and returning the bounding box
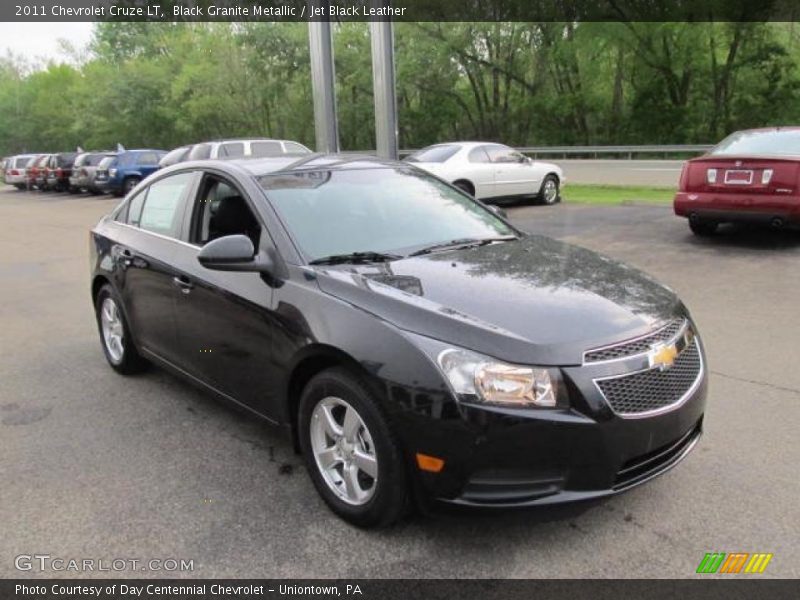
[123,177,141,195]
[298,368,408,528]
[95,284,147,374]
[453,180,475,196]
[538,174,560,205]
[689,219,718,236]
[14,184,25,190]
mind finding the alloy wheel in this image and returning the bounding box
[542,178,558,204]
[309,396,378,505]
[100,297,125,363]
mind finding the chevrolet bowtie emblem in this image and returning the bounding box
[649,342,679,370]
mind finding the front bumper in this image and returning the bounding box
[674,191,800,224]
[95,179,120,193]
[399,331,708,508]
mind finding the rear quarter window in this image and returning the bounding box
[283,142,311,154]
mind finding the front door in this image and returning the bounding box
[487,145,540,197]
[170,173,281,419]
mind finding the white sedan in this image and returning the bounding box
[405,142,564,204]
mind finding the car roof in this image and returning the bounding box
[732,126,800,134]
[162,154,402,179]
[200,138,304,144]
[233,154,403,176]
[416,141,508,150]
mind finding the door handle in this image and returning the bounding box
[116,247,134,268]
[172,276,194,294]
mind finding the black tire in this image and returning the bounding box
[14,184,25,190]
[453,180,474,196]
[538,174,560,205]
[68,186,80,194]
[689,219,718,236]
[123,177,141,195]
[94,284,148,375]
[298,368,408,528]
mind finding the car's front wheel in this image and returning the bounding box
[298,368,408,528]
[538,174,560,205]
[95,284,148,374]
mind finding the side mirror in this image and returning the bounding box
[488,205,507,219]
[197,234,273,273]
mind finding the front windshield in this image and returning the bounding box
[712,129,800,156]
[98,156,116,169]
[259,166,515,261]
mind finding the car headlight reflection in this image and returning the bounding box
[437,348,556,408]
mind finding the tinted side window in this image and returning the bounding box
[188,144,212,160]
[468,147,491,163]
[138,172,194,238]
[220,142,245,157]
[250,141,283,157]
[137,152,159,166]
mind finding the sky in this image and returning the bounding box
[0,22,94,64]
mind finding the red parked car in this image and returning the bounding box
[27,154,51,190]
[674,127,800,235]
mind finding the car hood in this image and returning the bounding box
[313,235,683,365]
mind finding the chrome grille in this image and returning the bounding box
[595,340,702,416]
[584,319,685,363]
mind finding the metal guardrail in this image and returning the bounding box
[519,145,713,159]
[388,144,713,159]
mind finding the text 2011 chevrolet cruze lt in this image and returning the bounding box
[90,155,707,527]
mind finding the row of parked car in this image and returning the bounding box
[1,138,312,197]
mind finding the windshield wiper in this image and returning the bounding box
[409,236,519,257]
[308,251,403,266]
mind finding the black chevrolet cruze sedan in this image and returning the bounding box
[90,155,707,527]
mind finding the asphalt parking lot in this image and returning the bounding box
[1,185,798,579]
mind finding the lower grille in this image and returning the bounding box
[460,469,564,504]
[614,419,702,489]
[596,340,703,416]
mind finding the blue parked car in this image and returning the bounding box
[94,149,166,196]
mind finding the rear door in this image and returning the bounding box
[170,171,281,419]
[464,145,497,199]
[112,171,198,364]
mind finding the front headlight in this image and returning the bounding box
[109,168,118,178]
[437,347,556,408]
